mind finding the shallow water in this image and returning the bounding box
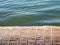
[0,0,60,26]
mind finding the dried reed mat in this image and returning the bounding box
[0,26,60,45]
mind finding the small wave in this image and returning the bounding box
[0,0,60,25]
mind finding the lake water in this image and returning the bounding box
[0,0,60,26]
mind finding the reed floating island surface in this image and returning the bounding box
[0,26,60,45]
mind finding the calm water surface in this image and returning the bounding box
[0,0,60,26]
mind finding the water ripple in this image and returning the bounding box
[0,0,60,25]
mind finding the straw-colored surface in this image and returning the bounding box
[0,26,60,45]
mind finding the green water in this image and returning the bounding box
[0,0,60,26]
